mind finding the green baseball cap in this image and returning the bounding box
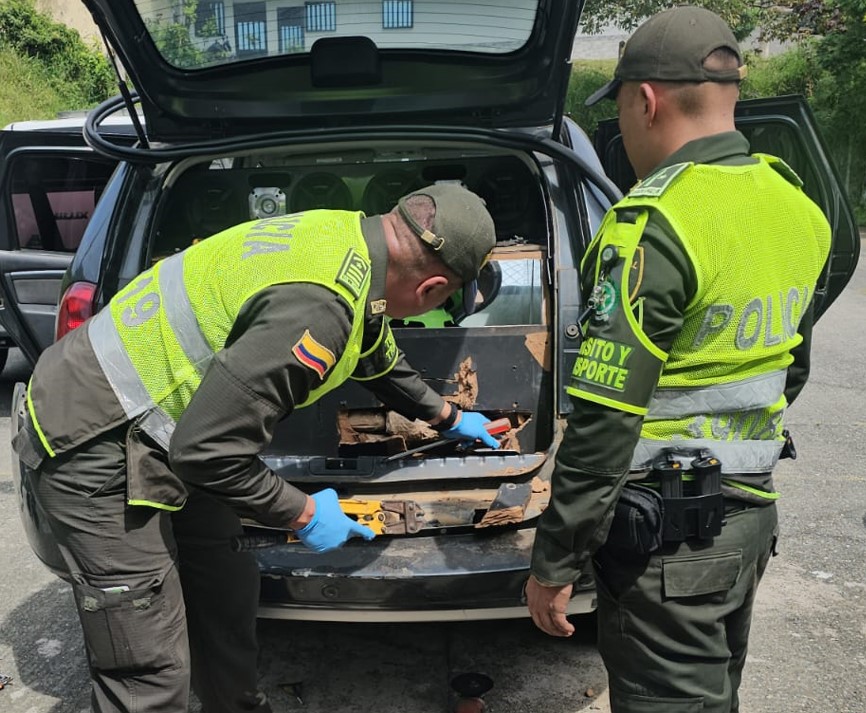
[585,5,746,107]
[396,183,496,284]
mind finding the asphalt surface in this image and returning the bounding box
[0,246,864,712]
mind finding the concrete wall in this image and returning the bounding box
[35,0,102,45]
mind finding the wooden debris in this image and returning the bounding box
[446,357,479,410]
[524,332,551,371]
[337,409,438,449]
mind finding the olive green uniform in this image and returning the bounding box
[15,216,445,713]
[531,133,828,712]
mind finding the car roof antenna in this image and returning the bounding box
[98,28,149,150]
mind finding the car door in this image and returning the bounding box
[593,95,860,320]
[0,129,119,363]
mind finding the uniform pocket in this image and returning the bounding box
[609,688,703,712]
[662,551,742,599]
[126,425,187,509]
[12,419,46,470]
[73,571,185,672]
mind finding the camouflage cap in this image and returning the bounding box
[585,5,746,106]
[397,183,495,283]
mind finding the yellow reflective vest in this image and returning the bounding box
[30,209,373,455]
[569,155,831,476]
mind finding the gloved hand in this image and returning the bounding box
[442,411,501,449]
[295,489,376,553]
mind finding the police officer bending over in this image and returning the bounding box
[14,183,499,712]
[526,7,831,713]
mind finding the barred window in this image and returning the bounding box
[278,7,305,52]
[306,2,336,32]
[235,2,267,56]
[195,1,225,37]
[383,0,413,29]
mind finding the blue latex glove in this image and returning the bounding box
[295,489,376,553]
[442,411,501,449]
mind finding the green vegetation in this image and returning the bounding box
[145,0,231,69]
[575,0,866,221]
[565,60,619,143]
[567,44,866,222]
[0,0,862,220]
[0,45,71,126]
[0,0,114,126]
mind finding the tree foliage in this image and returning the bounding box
[580,0,760,39]
[576,1,866,218]
[145,0,231,69]
[580,0,852,42]
[144,0,202,68]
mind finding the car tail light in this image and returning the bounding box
[55,281,97,341]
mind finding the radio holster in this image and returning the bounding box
[605,449,725,555]
[654,449,724,543]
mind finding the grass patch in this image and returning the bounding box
[566,62,618,139]
[0,46,75,126]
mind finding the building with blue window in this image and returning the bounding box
[132,0,537,61]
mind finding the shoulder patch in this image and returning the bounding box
[629,162,691,198]
[292,329,337,380]
[335,248,371,300]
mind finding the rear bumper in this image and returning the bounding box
[257,595,596,623]
[254,528,597,622]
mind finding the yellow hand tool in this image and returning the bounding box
[232,498,424,551]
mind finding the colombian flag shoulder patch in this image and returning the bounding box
[292,329,337,380]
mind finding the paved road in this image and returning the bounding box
[0,248,864,712]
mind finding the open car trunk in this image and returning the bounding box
[252,308,559,614]
[136,137,567,615]
[264,247,554,519]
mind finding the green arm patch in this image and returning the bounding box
[567,334,665,415]
[569,208,667,415]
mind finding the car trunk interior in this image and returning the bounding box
[149,140,555,533]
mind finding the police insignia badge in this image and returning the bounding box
[593,278,619,321]
[336,248,370,299]
[292,329,337,380]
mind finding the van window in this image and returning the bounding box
[7,154,117,252]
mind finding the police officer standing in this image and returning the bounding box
[13,183,499,712]
[526,7,831,713]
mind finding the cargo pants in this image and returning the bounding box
[24,423,272,713]
[592,501,779,713]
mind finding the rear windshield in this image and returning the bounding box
[134,0,540,69]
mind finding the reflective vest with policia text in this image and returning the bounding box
[568,154,831,501]
[26,209,399,498]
